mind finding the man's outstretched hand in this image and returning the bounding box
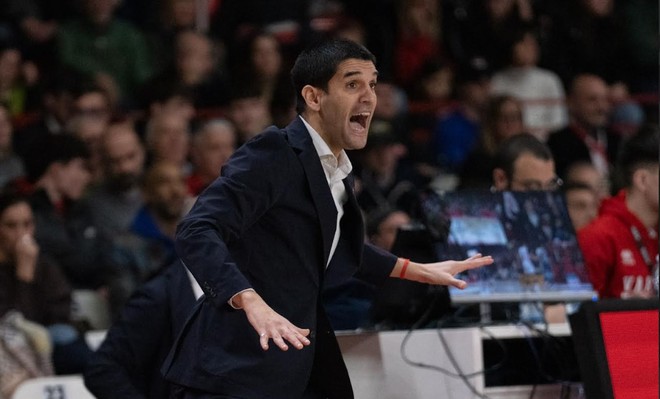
[233,290,311,352]
[391,253,494,289]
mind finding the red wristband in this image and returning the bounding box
[399,258,410,279]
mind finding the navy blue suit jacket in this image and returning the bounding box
[162,117,397,398]
[84,261,198,399]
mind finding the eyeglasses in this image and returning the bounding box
[511,176,563,191]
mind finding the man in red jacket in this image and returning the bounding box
[578,125,659,299]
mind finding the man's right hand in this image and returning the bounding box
[234,290,311,351]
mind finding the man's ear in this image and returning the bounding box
[492,168,509,191]
[301,85,322,112]
[632,167,655,193]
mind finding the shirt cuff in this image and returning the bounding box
[228,288,256,309]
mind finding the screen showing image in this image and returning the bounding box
[429,190,597,303]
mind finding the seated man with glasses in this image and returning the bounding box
[489,133,569,323]
[492,133,562,192]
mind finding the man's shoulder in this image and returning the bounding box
[243,119,308,152]
[579,213,623,243]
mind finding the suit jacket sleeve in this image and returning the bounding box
[175,130,293,307]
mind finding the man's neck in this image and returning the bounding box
[626,189,658,229]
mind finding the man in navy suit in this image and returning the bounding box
[84,261,202,399]
[164,39,492,399]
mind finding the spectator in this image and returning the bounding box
[144,113,191,171]
[231,31,290,105]
[84,261,202,399]
[0,192,71,335]
[227,82,273,144]
[490,26,568,140]
[0,44,39,117]
[0,192,92,375]
[578,125,658,299]
[65,83,114,183]
[459,95,525,189]
[135,80,196,142]
[57,0,153,108]
[12,67,85,160]
[109,161,190,316]
[564,160,610,206]
[546,74,620,180]
[0,103,25,190]
[87,121,146,237]
[169,30,228,109]
[188,119,237,196]
[431,65,491,172]
[563,181,599,231]
[28,134,116,292]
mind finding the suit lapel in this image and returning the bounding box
[286,118,337,268]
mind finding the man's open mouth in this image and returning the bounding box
[349,112,370,130]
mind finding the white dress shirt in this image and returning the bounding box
[301,116,353,266]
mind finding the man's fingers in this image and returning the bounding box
[272,335,288,351]
[259,332,269,350]
[449,277,468,290]
[259,327,311,351]
[462,256,493,270]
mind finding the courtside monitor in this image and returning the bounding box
[428,190,597,303]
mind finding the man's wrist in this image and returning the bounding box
[229,289,258,309]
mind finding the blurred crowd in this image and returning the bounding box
[0,0,658,394]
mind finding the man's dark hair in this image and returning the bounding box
[26,134,90,183]
[290,39,376,114]
[493,133,553,179]
[615,124,659,188]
